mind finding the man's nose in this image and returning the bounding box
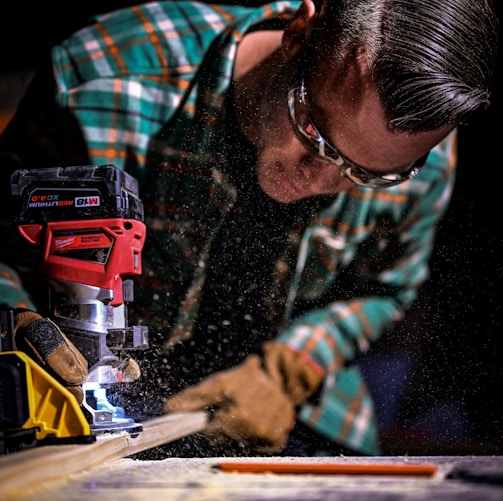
[296,152,319,175]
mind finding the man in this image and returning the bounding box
[0,0,499,457]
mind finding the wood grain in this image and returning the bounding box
[0,412,207,499]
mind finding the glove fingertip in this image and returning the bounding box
[163,396,198,413]
[123,358,141,381]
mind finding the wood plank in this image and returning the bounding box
[0,411,207,499]
[9,456,503,501]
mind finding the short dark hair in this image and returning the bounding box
[316,0,499,132]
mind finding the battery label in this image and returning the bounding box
[27,196,100,208]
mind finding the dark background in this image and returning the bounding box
[1,1,502,454]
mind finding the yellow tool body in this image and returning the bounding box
[0,351,94,451]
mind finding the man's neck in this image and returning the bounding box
[233,30,283,80]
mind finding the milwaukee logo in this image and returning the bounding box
[75,196,100,207]
[54,237,75,249]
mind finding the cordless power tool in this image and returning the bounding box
[0,165,148,453]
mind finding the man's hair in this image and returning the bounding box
[316,0,499,132]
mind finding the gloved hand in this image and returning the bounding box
[163,341,323,453]
[14,309,89,404]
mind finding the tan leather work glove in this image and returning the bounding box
[163,341,323,453]
[14,310,89,405]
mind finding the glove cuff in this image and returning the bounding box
[14,309,43,331]
[262,341,323,406]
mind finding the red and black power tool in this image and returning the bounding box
[1,165,148,451]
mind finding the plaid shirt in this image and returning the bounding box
[0,1,456,455]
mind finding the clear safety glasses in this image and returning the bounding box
[287,74,428,188]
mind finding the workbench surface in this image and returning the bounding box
[7,455,503,501]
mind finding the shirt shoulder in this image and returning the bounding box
[51,1,298,91]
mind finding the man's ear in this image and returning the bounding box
[281,0,318,60]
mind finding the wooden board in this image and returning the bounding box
[9,455,503,501]
[0,411,206,499]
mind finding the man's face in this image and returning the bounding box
[254,59,453,203]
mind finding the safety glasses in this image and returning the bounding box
[287,73,428,188]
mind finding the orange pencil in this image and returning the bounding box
[216,462,438,477]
